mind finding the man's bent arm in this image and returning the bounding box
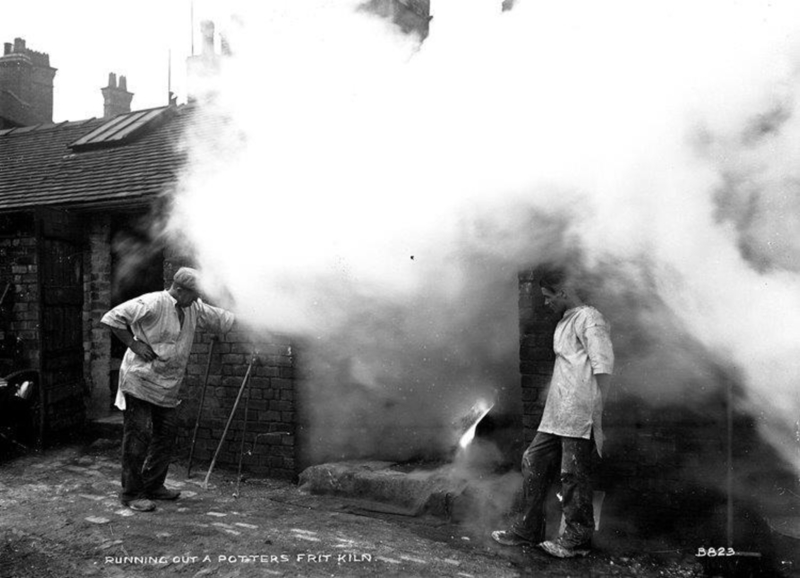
[104,323,158,362]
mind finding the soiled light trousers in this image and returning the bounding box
[511,432,595,547]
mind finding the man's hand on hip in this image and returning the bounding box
[131,340,158,362]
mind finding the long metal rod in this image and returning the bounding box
[727,377,734,548]
[233,375,252,498]
[0,431,29,451]
[167,49,172,105]
[203,352,257,489]
[187,336,217,478]
[0,282,11,306]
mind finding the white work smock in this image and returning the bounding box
[101,290,234,408]
[538,305,614,455]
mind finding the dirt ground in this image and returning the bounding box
[0,436,795,578]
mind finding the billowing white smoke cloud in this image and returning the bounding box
[170,0,800,471]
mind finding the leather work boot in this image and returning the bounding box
[146,487,181,501]
[539,539,591,558]
[123,498,156,512]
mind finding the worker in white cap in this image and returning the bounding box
[101,267,234,512]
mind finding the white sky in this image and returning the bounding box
[1,1,233,122]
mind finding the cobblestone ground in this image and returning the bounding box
[0,439,794,577]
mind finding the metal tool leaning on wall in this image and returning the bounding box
[187,335,218,479]
[202,350,258,491]
[195,348,292,498]
[100,267,235,513]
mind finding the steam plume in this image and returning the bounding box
[168,0,800,473]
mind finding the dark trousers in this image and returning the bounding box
[511,432,595,547]
[121,394,178,503]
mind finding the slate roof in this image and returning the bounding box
[0,104,194,211]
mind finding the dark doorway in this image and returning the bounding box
[37,208,84,445]
[103,214,164,415]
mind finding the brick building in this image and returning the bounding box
[0,36,299,479]
[0,0,433,481]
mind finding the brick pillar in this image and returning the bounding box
[85,215,113,416]
[518,269,556,444]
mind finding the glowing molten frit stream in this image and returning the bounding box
[459,400,495,449]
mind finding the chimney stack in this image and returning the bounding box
[0,37,57,127]
[101,72,134,118]
[186,20,223,102]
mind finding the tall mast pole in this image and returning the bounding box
[191,0,195,55]
[167,49,172,104]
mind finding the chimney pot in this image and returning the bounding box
[3,43,11,56]
[13,38,25,52]
[108,72,117,88]
[119,75,127,91]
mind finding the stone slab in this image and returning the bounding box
[298,460,522,523]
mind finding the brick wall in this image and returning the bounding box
[0,213,39,375]
[176,331,299,480]
[1,211,88,445]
